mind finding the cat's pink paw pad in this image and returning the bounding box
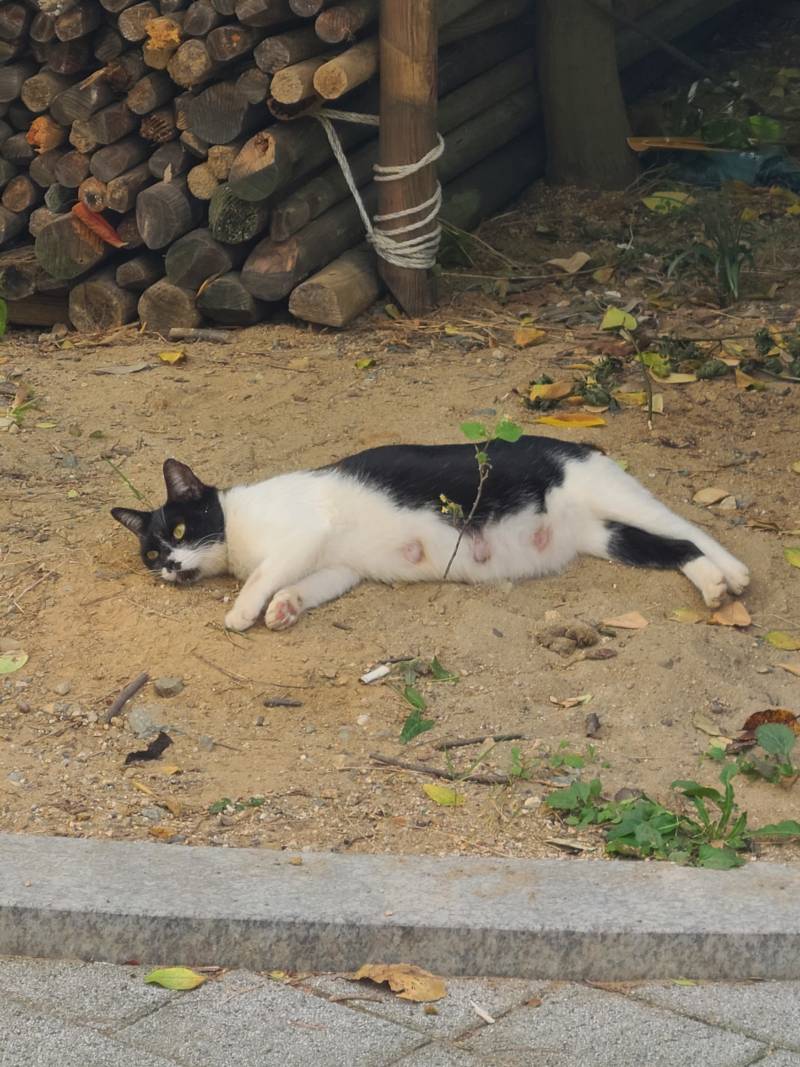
[265,590,302,631]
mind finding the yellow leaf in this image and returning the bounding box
[792,461,800,475]
[693,487,730,506]
[787,203,800,216]
[660,372,697,384]
[546,251,591,274]
[350,963,447,1003]
[650,393,664,414]
[784,547,800,569]
[601,307,637,331]
[144,967,207,990]
[66,489,79,499]
[549,693,593,708]
[514,326,547,348]
[642,190,695,213]
[132,780,157,797]
[161,764,182,776]
[422,783,464,806]
[602,612,649,630]
[592,266,615,284]
[528,380,573,402]
[709,601,752,628]
[669,608,705,624]
[777,661,800,677]
[158,349,185,364]
[740,207,759,222]
[735,368,765,391]
[35,421,57,429]
[613,390,647,407]
[722,341,747,359]
[355,357,375,370]
[534,412,606,428]
[149,826,175,840]
[766,631,800,651]
[0,651,28,674]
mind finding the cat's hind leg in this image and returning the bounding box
[573,453,750,601]
[265,566,361,631]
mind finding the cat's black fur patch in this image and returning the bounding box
[331,436,595,522]
[605,521,701,569]
[111,486,224,575]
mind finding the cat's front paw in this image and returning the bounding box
[225,606,257,632]
[265,589,303,631]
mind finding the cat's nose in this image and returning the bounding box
[164,559,181,572]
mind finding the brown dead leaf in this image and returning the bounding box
[693,711,728,738]
[529,380,573,402]
[602,612,648,630]
[709,601,751,628]
[546,251,590,274]
[778,662,800,677]
[514,326,547,348]
[549,693,593,709]
[350,964,446,1003]
[692,487,730,506]
[148,826,176,840]
[741,708,800,734]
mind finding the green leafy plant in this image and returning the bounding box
[544,765,800,870]
[442,418,522,579]
[400,707,435,744]
[668,197,756,305]
[738,723,798,784]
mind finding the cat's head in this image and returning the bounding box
[111,459,227,584]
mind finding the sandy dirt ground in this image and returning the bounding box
[2,3,800,866]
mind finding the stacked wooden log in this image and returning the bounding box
[0,0,743,331]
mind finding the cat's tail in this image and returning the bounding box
[575,452,750,606]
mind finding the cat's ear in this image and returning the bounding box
[111,507,150,536]
[163,458,206,502]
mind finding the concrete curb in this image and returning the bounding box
[1,833,799,980]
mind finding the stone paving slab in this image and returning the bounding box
[301,973,548,1039]
[3,833,800,979]
[112,970,427,1067]
[463,983,766,1067]
[5,956,800,1067]
[0,997,182,1067]
[630,980,800,1053]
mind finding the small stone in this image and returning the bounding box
[356,714,369,726]
[7,771,25,784]
[60,453,79,468]
[198,734,215,751]
[154,677,184,698]
[127,704,164,738]
[254,715,266,727]
[52,680,71,696]
[16,700,31,713]
[305,724,316,735]
[139,806,162,822]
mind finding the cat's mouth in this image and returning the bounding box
[175,568,200,585]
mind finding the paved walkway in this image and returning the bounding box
[1,957,799,1067]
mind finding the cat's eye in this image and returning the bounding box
[173,523,186,540]
[146,550,159,561]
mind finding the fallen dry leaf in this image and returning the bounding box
[529,380,573,402]
[422,783,464,807]
[669,607,705,624]
[350,964,446,1003]
[159,349,185,365]
[784,547,800,569]
[740,708,800,734]
[534,412,606,428]
[514,326,547,348]
[144,966,207,990]
[546,251,590,274]
[693,712,729,738]
[766,631,800,651]
[602,612,648,630]
[71,202,126,247]
[549,693,593,709]
[692,487,730,506]
[792,460,800,475]
[778,662,800,677]
[709,602,752,628]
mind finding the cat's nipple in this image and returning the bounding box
[402,540,425,564]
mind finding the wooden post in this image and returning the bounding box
[377,0,437,315]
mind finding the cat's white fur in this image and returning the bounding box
[162,451,749,632]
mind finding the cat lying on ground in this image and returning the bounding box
[111,438,749,633]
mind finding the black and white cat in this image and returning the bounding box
[111,437,749,632]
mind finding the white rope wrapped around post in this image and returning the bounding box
[313,108,444,271]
